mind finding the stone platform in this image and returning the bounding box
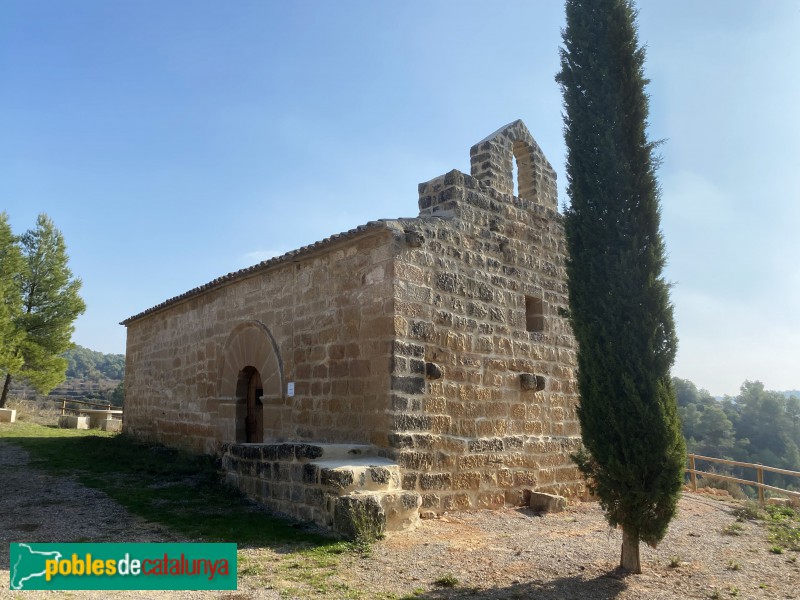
[221,442,421,539]
[58,415,89,429]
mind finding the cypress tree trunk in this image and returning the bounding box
[621,526,641,574]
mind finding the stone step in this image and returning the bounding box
[225,442,379,463]
[309,458,403,494]
[309,443,378,461]
[333,490,421,539]
[220,442,422,540]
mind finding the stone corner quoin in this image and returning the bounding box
[121,119,583,535]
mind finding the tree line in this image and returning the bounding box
[63,345,125,407]
[676,377,800,491]
[64,345,125,381]
[0,213,85,408]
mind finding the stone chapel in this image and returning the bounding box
[122,120,583,536]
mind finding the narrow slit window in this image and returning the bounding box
[511,156,519,197]
[525,296,545,333]
[512,139,533,201]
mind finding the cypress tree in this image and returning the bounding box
[556,0,685,573]
[0,214,86,407]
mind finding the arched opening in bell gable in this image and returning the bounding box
[512,139,535,201]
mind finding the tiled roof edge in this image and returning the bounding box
[121,219,404,325]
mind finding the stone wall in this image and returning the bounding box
[221,442,420,538]
[124,229,398,454]
[387,121,583,512]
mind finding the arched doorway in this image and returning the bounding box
[218,320,285,443]
[236,366,263,443]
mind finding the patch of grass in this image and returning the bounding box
[1,423,379,597]
[668,555,682,568]
[764,504,800,552]
[722,522,744,536]
[769,545,783,554]
[352,541,373,558]
[5,418,479,600]
[726,560,740,571]
[238,553,268,577]
[731,501,763,521]
[1,422,329,546]
[433,573,459,588]
[268,539,369,597]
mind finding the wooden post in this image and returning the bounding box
[61,399,66,416]
[757,465,765,506]
[689,455,697,492]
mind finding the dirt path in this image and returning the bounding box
[0,441,253,599]
[1,438,798,599]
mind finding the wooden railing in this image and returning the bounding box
[687,453,800,505]
[58,398,113,416]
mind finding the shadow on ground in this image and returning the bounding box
[0,433,337,573]
[409,573,626,599]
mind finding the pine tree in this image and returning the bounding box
[556,0,685,573]
[0,213,25,385]
[0,214,86,407]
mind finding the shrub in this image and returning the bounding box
[697,476,748,500]
[434,574,459,588]
[722,522,744,536]
[732,501,763,521]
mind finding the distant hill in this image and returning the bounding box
[11,345,125,406]
[64,345,125,381]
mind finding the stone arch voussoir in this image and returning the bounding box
[218,320,285,401]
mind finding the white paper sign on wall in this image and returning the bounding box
[287,382,295,397]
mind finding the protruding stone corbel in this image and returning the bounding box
[404,231,424,247]
[520,373,545,392]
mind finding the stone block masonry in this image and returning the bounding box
[221,442,420,538]
[58,415,89,429]
[123,228,397,455]
[389,121,582,511]
[122,120,584,532]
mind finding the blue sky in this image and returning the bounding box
[2,1,798,396]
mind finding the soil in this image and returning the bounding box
[1,438,798,599]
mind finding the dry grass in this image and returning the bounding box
[4,397,61,426]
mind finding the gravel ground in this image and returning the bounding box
[0,441,231,600]
[337,495,799,599]
[1,437,798,599]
